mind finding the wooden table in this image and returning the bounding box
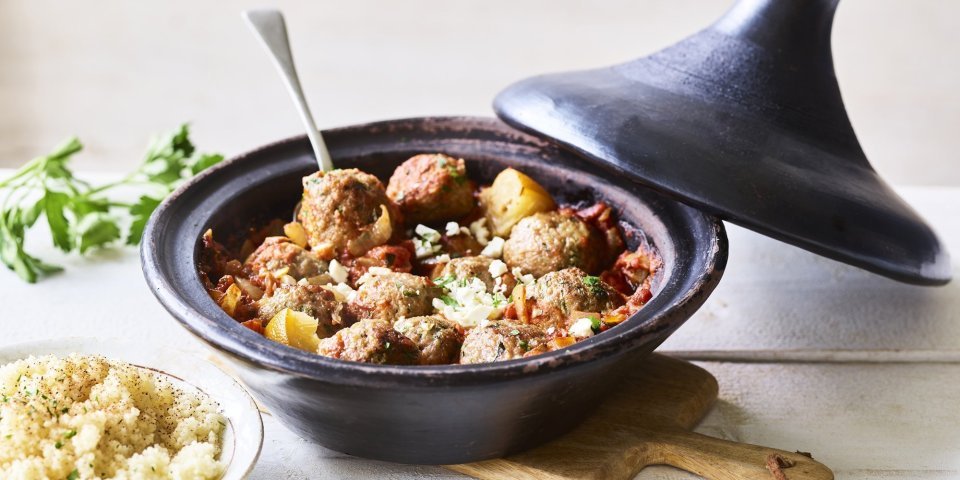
[2,179,958,479]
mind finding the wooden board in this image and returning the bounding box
[449,354,833,480]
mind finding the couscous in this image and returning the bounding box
[0,354,225,480]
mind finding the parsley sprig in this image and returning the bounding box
[0,124,222,283]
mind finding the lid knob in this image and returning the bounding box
[494,0,951,285]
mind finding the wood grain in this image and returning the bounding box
[450,354,833,480]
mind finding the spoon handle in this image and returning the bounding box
[242,9,334,172]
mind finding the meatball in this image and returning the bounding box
[440,231,484,258]
[346,270,441,321]
[297,169,399,258]
[257,283,347,338]
[244,237,327,281]
[526,267,625,327]
[435,256,516,294]
[459,322,549,364]
[386,154,476,224]
[318,319,421,365]
[502,211,605,278]
[393,315,465,365]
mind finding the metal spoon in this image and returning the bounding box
[242,9,334,172]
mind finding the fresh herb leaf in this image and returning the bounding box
[582,275,607,299]
[44,191,73,251]
[439,295,458,307]
[0,124,222,282]
[589,315,601,332]
[126,195,162,245]
[189,153,224,176]
[67,469,79,480]
[64,429,77,439]
[76,213,122,253]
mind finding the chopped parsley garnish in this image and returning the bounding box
[439,295,458,307]
[518,340,529,350]
[434,274,456,289]
[64,429,77,439]
[55,440,63,449]
[447,166,466,184]
[582,275,607,299]
[589,315,602,332]
[509,329,520,336]
[67,469,79,480]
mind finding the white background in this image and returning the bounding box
[1,0,959,185]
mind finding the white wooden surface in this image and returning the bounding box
[0,180,958,479]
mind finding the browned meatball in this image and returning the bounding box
[526,267,625,327]
[440,231,484,258]
[257,284,347,338]
[386,154,476,224]
[393,315,465,365]
[502,211,605,277]
[346,270,441,321]
[459,322,549,364]
[244,237,327,281]
[435,256,516,294]
[318,319,420,365]
[297,169,399,258]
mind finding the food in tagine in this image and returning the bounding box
[199,155,661,365]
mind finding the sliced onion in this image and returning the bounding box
[347,205,393,257]
[218,283,243,317]
[235,277,264,300]
[512,284,530,324]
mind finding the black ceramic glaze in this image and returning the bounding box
[141,117,726,464]
[494,0,950,286]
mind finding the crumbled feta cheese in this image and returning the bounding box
[435,253,452,263]
[488,259,508,278]
[445,222,461,237]
[493,276,507,294]
[322,282,357,302]
[546,326,556,335]
[414,239,440,258]
[569,318,596,338]
[356,266,392,285]
[328,259,349,284]
[432,276,506,327]
[470,218,490,246]
[511,267,536,286]
[413,224,443,258]
[415,224,442,242]
[481,236,505,258]
[394,316,410,332]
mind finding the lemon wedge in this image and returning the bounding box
[264,308,321,352]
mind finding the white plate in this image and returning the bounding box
[0,337,263,480]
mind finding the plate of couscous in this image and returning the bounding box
[0,338,263,480]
